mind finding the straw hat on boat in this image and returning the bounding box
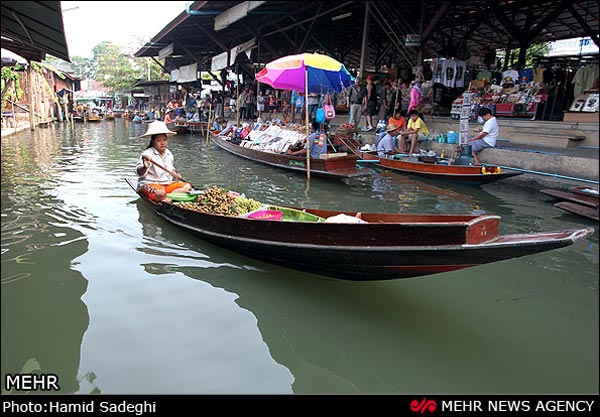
[139,120,176,138]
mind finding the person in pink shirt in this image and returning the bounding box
[407,79,422,114]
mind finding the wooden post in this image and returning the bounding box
[359,1,370,77]
[11,85,17,134]
[236,65,240,127]
[206,104,212,143]
[28,64,35,131]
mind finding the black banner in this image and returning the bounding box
[1,394,598,415]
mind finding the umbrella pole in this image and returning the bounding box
[393,81,400,116]
[305,68,310,180]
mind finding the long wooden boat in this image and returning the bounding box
[166,121,189,134]
[212,135,368,180]
[569,186,599,200]
[554,201,599,221]
[187,121,208,133]
[126,178,593,281]
[541,188,599,208]
[358,152,522,185]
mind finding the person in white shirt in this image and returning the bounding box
[136,121,192,203]
[467,107,498,166]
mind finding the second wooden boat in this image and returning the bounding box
[358,152,522,185]
[212,135,368,181]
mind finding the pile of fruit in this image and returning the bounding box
[174,185,262,216]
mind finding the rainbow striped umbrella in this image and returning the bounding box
[255,52,354,93]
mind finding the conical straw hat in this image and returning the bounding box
[139,120,176,138]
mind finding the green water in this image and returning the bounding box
[1,120,597,394]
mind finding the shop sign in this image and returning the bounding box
[405,34,421,47]
[546,37,599,57]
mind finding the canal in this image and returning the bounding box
[1,120,598,394]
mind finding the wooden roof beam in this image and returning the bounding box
[422,1,450,41]
[262,2,353,37]
[567,4,600,48]
[487,0,522,41]
[193,21,230,52]
[524,1,571,44]
[298,2,323,52]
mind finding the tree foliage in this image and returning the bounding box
[507,42,552,68]
[1,66,24,108]
[43,40,169,96]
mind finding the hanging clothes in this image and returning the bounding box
[442,59,456,88]
[573,64,600,97]
[432,58,444,84]
[454,61,466,88]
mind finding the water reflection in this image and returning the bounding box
[133,198,598,393]
[1,130,90,394]
[1,120,597,394]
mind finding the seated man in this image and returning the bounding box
[399,110,429,154]
[377,123,400,157]
[287,120,327,159]
[467,107,498,166]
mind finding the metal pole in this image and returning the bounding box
[490,165,600,185]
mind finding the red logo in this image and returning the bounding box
[410,398,437,414]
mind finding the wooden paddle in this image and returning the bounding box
[142,155,186,182]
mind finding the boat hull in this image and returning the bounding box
[360,152,522,185]
[212,135,367,180]
[126,179,593,281]
[166,122,189,134]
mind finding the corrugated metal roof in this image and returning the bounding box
[134,0,599,73]
[1,1,70,62]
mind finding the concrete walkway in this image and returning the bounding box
[329,113,599,190]
[1,121,31,137]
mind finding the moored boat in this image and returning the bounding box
[187,121,207,134]
[358,152,522,185]
[212,135,368,181]
[126,178,593,281]
[541,186,599,221]
[166,121,189,134]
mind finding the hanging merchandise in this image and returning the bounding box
[572,63,600,97]
[315,95,326,123]
[502,69,520,86]
[324,93,336,120]
[443,59,457,88]
[455,61,466,88]
[433,58,444,84]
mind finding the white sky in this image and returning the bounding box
[61,1,191,58]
